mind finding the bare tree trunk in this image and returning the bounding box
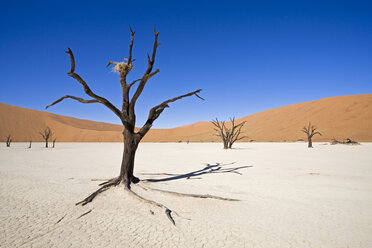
[28,141,32,149]
[53,139,56,148]
[308,137,313,148]
[6,135,11,147]
[119,130,139,188]
[224,140,229,149]
[45,139,48,148]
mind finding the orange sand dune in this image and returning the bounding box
[1,94,371,142]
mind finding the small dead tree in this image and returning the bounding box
[28,141,32,149]
[302,122,321,148]
[52,139,56,148]
[211,117,246,149]
[6,135,12,147]
[46,27,216,224]
[40,127,53,148]
[331,137,360,145]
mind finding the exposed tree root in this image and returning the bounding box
[93,176,140,186]
[79,174,239,226]
[138,183,240,201]
[98,177,120,186]
[77,209,92,219]
[76,178,121,206]
[125,187,176,225]
[55,214,66,224]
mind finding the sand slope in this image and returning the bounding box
[1,94,371,142]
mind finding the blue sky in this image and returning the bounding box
[1,0,371,128]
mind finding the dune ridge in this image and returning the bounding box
[1,94,371,142]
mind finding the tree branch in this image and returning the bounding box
[106,61,117,67]
[148,69,160,80]
[59,48,131,128]
[211,118,227,143]
[137,89,203,138]
[310,131,322,138]
[302,122,321,139]
[127,26,136,64]
[301,127,309,135]
[129,29,160,119]
[129,79,141,88]
[46,95,99,109]
[230,121,246,144]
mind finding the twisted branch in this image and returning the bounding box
[46,95,99,109]
[137,89,203,138]
[302,122,322,138]
[47,48,134,129]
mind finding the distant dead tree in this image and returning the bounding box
[40,127,53,148]
[28,141,32,149]
[45,27,215,225]
[331,137,360,145]
[6,135,12,147]
[302,122,321,148]
[211,117,247,149]
[52,139,56,148]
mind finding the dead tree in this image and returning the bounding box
[302,122,321,148]
[331,137,360,145]
[52,139,56,148]
[28,141,32,149]
[40,127,53,148]
[211,117,246,149]
[5,135,11,147]
[46,28,210,224]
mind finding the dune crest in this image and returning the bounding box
[1,94,371,142]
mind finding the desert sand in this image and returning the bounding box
[1,142,371,247]
[1,94,372,142]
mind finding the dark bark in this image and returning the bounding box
[40,127,52,148]
[28,141,32,149]
[308,138,313,148]
[53,139,56,148]
[211,117,246,149]
[302,122,321,148]
[6,135,11,147]
[119,130,140,188]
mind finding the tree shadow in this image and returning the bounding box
[229,147,252,150]
[141,162,253,183]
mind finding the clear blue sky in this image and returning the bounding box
[1,0,371,128]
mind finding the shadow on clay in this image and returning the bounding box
[140,162,253,182]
